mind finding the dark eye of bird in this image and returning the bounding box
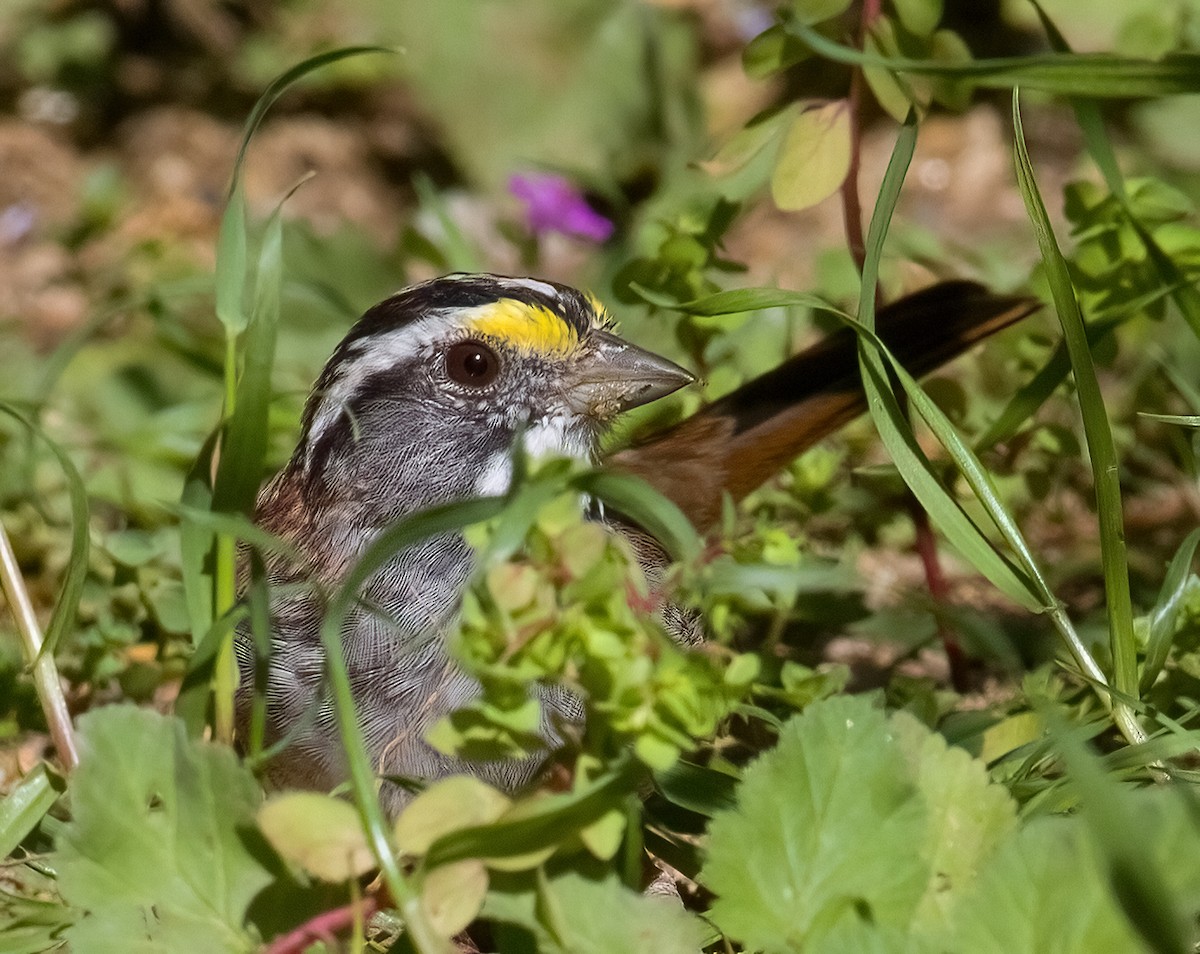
[446,341,500,387]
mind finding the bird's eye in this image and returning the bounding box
[446,341,501,387]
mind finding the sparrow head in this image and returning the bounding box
[290,273,694,508]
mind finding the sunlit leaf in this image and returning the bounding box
[770,100,852,211]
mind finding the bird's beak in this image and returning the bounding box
[565,329,695,419]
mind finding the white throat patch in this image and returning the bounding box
[473,414,593,496]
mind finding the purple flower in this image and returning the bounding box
[509,172,614,243]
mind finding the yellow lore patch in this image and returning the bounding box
[463,299,581,356]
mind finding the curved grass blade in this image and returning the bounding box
[787,21,1200,98]
[575,470,702,564]
[0,404,89,662]
[1143,529,1200,691]
[0,763,63,858]
[423,758,639,870]
[848,111,1111,695]
[1031,3,1200,345]
[1013,91,1143,745]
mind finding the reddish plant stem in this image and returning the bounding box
[840,0,968,690]
[265,895,379,954]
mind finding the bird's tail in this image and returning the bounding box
[612,281,1039,530]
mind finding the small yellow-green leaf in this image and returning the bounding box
[769,100,852,211]
[420,859,489,937]
[257,792,374,883]
[979,711,1043,765]
[700,107,794,177]
[893,0,943,37]
[579,807,627,861]
[863,18,923,121]
[791,0,853,26]
[393,775,512,858]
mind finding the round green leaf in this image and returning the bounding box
[393,775,512,858]
[769,100,852,212]
[420,859,488,937]
[257,792,374,883]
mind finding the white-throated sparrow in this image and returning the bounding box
[234,273,1035,813]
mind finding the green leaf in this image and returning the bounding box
[0,402,90,661]
[55,707,272,953]
[257,792,375,882]
[893,0,943,37]
[420,860,489,937]
[770,100,853,211]
[787,21,1200,97]
[791,0,853,26]
[743,25,811,78]
[393,776,512,859]
[1143,529,1200,689]
[702,696,929,948]
[1013,91,1141,743]
[890,713,1017,936]
[0,765,62,859]
[485,863,708,954]
[864,17,923,121]
[950,815,1144,954]
[701,106,793,177]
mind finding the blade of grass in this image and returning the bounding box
[0,404,89,662]
[851,111,1113,698]
[413,173,483,273]
[1013,90,1144,745]
[787,22,1200,98]
[210,183,292,743]
[1031,2,1200,344]
[1143,529,1200,691]
[318,495,508,953]
[0,764,63,858]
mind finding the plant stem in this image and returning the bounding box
[0,520,78,770]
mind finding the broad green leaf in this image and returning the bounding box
[865,17,923,121]
[55,707,271,953]
[951,816,1145,954]
[743,25,811,78]
[700,107,794,177]
[770,100,852,211]
[890,713,1017,936]
[422,761,638,871]
[702,696,929,948]
[258,792,375,882]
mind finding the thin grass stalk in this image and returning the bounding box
[1012,91,1144,746]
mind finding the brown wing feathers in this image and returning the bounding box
[612,280,1039,530]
